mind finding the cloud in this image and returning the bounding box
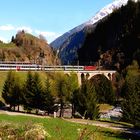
[0,24,32,34]
[0,25,15,31]
[0,24,61,43]
[0,36,9,43]
[16,26,33,33]
[35,30,56,37]
[35,30,61,43]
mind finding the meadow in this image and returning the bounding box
[0,114,137,140]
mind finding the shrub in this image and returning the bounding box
[0,121,50,140]
[77,127,97,140]
[24,123,51,140]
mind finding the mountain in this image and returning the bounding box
[50,0,131,64]
[78,0,140,70]
[0,30,60,65]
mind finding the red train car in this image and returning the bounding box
[84,66,96,71]
[16,66,21,71]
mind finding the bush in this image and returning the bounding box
[77,127,97,140]
[0,121,50,140]
[24,123,51,140]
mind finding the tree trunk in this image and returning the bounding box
[72,103,75,117]
[18,105,19,112]
[13,106,15,111]
[36,109,38,114]
[59,103,64,118]
[10,105,12,110]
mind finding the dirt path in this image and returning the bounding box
[0,110,50,118]
[1,110,140,137]
[64,118,140,137]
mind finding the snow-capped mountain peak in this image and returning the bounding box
[51,0,130,49]
[86,0,129,25]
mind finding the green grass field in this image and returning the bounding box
[0,72,138,139]
[99,104,114,113]
[0,114,136,140]
[0,42,16,48]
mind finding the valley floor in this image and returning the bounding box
[64,118,140,137]
[0,109,140,139]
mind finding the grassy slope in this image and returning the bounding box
[0,114,127,140]
[0,42,16,48]
[99,104,114,113]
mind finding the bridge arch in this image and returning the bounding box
[64,70,116,85]
[89,74,115,104]
[83,72,114,81]
[77,70,116,85]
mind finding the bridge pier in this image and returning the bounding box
[76,70,116,85]
[50,70,116,86]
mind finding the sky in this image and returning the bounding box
[0,0,113,43]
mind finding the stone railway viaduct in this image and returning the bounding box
[63,70,116,85]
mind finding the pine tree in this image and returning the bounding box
[2,71,12,108]
[53,73,69,117]
[91,75,115,105]
[77,81,88,117]
[85,81,99,120]
[23,71,34,112]
[11,36,15,43]
[2,71,22,111]
[42,78,55,115]
[77,80,99,120]
[65,72,79,116]
[2,71,15,110]
[32,72,43,113]
[12,76,22,111]
[122,61,140,128]
[72,88,80,117]
[122,72,140,127]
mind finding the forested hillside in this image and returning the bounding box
[0,30,60,65]
[78,0,140,70]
